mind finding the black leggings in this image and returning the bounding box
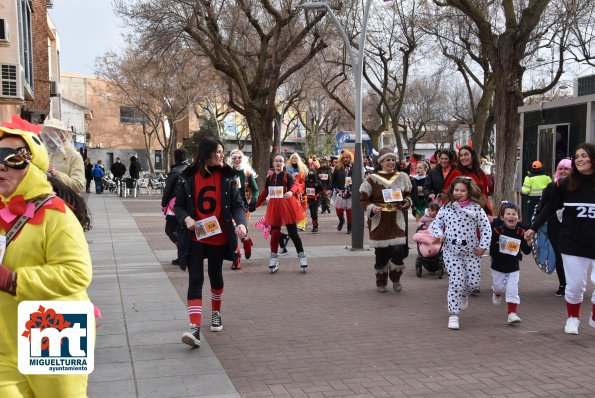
[187,242,225,300]
[272,224,303,253]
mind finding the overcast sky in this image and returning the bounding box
[50,0,126,76]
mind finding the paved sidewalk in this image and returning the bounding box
[85,194,239,398]
[87,193,595,397]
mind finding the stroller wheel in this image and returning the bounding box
[415,257,422,277]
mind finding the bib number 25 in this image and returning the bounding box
[576,205,595,218]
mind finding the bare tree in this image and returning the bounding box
[431,0,574,209]
[115,0,329,186]
[320,0,426,157]
[400,76,445,156]
[423,12,495,155]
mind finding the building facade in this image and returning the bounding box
[0,0,57,123]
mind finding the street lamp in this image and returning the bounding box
[298,1,372,250]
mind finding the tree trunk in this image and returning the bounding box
[391,120,405,159]
[492,68,523,215]
[245,109,274,192]
[472,78,495,155]
[142,123,155,174]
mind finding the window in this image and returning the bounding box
[17,0,33,91]
[119,106,147,124]
[0,19,8,42]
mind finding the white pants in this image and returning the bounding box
[491,270,520,304]
[443,249,482,315]
[561,254,595,305]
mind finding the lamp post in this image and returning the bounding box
[299,1,372,250]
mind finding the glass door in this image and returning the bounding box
[537,124,570,176]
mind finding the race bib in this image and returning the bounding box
[306,188,315,196]
[382,188,403,202]
[345,176,352,185]
[319,174,328,181]
[268,186,284,198]
[499,235,521,256]
[194,216,222,240]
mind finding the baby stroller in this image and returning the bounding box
[412,222,445,279]
[102,171,117,193]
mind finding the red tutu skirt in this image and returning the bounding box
[265,196,305,226]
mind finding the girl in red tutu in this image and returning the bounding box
[255,154,308,273]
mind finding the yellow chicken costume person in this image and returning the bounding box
[0,115,92,397]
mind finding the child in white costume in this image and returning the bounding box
[431,176,491,330]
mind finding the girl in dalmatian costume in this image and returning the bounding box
[431,176,492,330]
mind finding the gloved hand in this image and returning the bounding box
[248,203,256,213]
[0,264,16,295]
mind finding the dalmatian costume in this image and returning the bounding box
[431,201,491,314]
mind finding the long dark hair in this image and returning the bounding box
[568,142,595,192]
[193,136,224,177]
[456,145,481,175]
[444,176,487,208]
[48,176,92,231]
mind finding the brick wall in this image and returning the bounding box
[25,0,50,113]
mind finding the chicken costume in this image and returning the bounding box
[0,115,92,397]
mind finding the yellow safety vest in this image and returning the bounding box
[521,174,552,197]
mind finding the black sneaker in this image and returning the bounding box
[347,224,352,234]
[182,324,201,347]
[312,227,318,233]
[280,247,288,254]
[555,286,565,297]
[211,311,223,332]
[280,234,290,250]
[337,219,345,231]
[171,258,179,266]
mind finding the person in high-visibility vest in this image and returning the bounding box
[521,160,552,222]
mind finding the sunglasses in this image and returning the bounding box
[0,147,31,169]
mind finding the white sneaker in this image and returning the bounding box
[564,317,580,335]
[492,292,502,305]
[297,252,308,269]
[448,315,460,330]
[589,313,595,329]
[377,285,387,293]
[269,253,279,273]
[393,281,402,292]
[460,295,468,311]
[507,313,522,324]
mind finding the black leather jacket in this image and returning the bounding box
[174,165,247,269]
[161,161,189,207]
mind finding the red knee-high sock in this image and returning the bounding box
[270,228,281,253]
[566,301,581,318]
[188,299,202,325]
[346,208,352,224]
[507,303,518,314]
[336,208,345,221]
[211,288,223,312]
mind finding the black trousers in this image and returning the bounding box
[374,245,405,270]
[187,242,225,300]
[309,202,319,227]
[165,215,179,244]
